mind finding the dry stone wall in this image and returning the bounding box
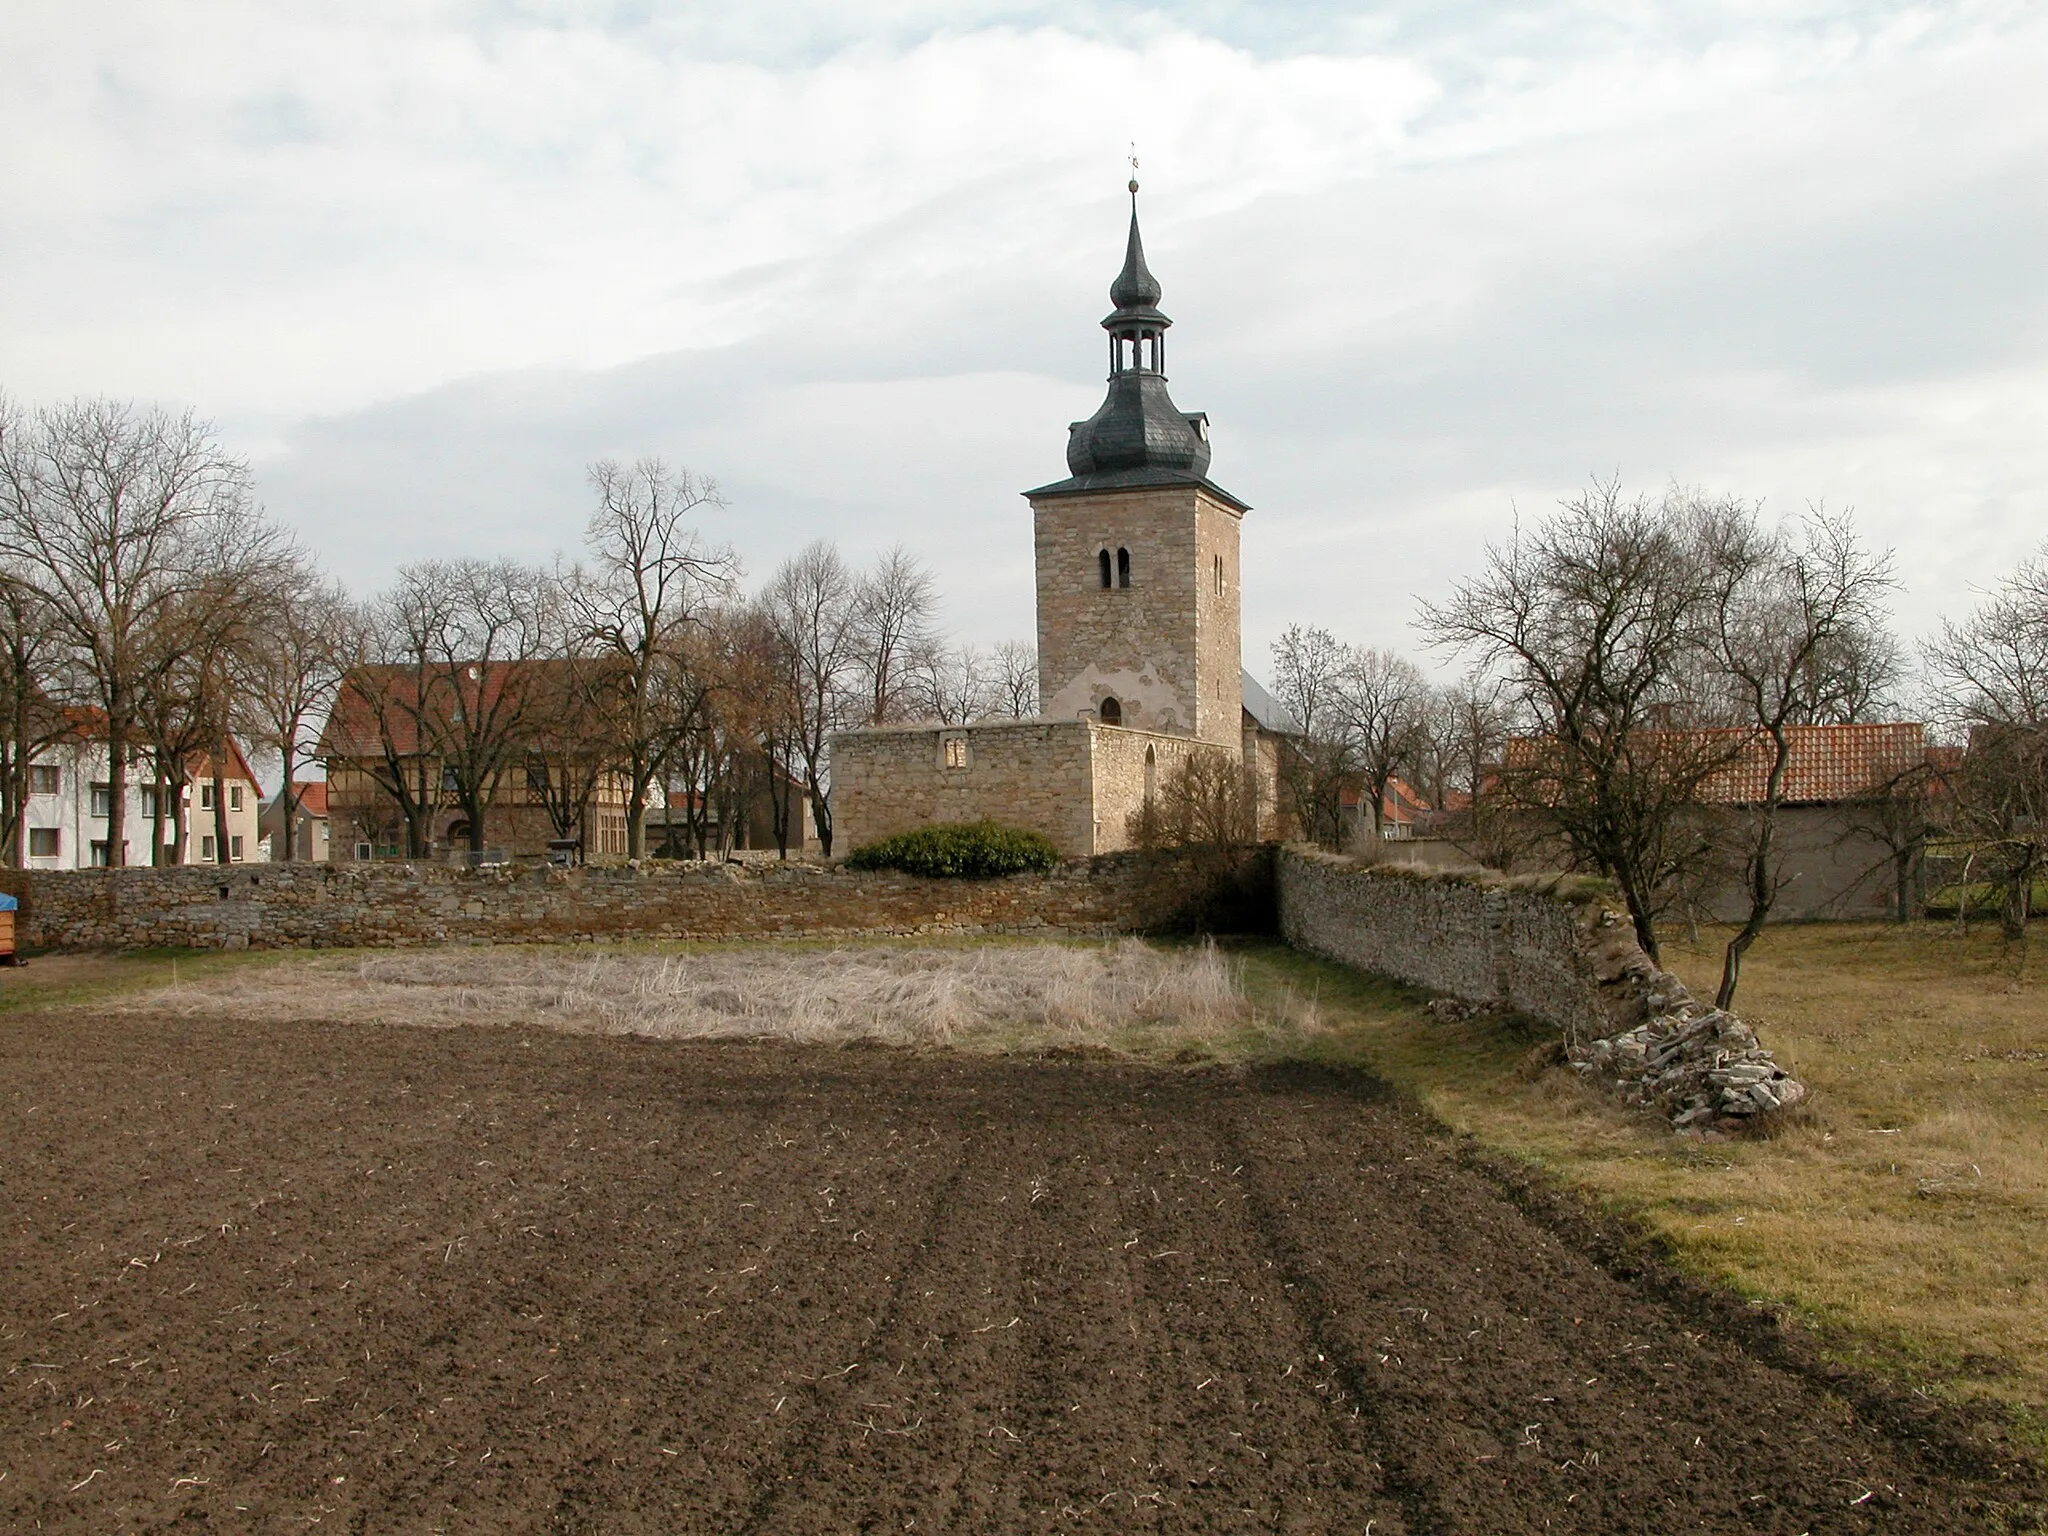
[830,720,1097,857]
[0,856,1178,953]
[1277,850,1609,1034]
[1277,849,1806,1129]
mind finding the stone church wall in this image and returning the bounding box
[1086,727,1233,852]
[832,721,1248,858]
[830,720,1097,856]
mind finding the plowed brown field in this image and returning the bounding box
[1,1009,2036,1533]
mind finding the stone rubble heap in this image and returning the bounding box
[1566,908,1807,1130]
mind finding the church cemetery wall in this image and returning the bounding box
[830,720,1097,857]
[1275,848,1807,1126]
[1277,848,1612,1037]
[0,855,1186,953]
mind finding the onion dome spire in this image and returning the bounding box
[1108,180,1165,314]
[1055,179,1214,483]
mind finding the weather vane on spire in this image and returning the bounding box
[1127,143,1140,197]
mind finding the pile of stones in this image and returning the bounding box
[1566,909,1807,1131]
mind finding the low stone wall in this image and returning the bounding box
[0,855,1190,953]
[1276,848,1805,1128]
[1277,849,1616,1037]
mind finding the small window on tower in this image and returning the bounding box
[1098,549,1112,589]
[1215,554,1224,595]
[1099,697,1122,726]
[1117,547,1131,588]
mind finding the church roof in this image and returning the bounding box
[1241,670,1303,736]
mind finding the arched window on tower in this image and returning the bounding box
[1099,696,1122,726]
[1098,549,1112,589]
[1117,547,1131,588]
[1143,744,1156,800]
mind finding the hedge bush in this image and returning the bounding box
[843,821,1061,878]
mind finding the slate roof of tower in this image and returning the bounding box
[1026,195,1248,510]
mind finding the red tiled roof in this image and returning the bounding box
[1506,722,1932,805]
[289,780,329,817]
[319,660,586,760]
[1338,776,1435,825]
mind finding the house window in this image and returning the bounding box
[526,761,551,793]
[943,735,968,770]
[29,764,58,797]
[229,784,243,812]
[199,783,215,810]
[231,835,244,862]
[28,827,58,858]
[139,785,159,820]
[442,765,462,793]
[90,782,113,818]
[91,840,111,867]
[1098,549,1112,589]
[1117,547,1131,588]
[355,842,373,861]
[201,835,216,861]
[1099,696,1123,726]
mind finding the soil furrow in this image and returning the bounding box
[1,1018,2037,1534]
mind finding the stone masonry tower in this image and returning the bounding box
[1026,185,1249,748]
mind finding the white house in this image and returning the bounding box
[22,732,268,869]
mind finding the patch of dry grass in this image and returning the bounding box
[1238,924,2048,1427]
[113,939,1328,1058]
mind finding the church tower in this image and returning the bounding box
[1025,185,1249,748]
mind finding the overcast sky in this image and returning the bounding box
[5,1,2045,676]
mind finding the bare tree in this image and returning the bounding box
[1333,646,1430,850]
[904,637,998,724]
[234,561,351,862]
[382,559,554,855]
[850,546,936,725]
[332,601,438,860]
[571,459,736,857]
[0,570,70,866]
[0,395,264,865]
[1701,500,1897,1005]
[1418,479,1735,962]
[1925,549,2048,942]
[1268,624,1356,849]
[1127,749,1258,850]
[763,541,859,856]
[988,641,1039,718]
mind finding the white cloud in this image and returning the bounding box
[4,0,2046,670]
